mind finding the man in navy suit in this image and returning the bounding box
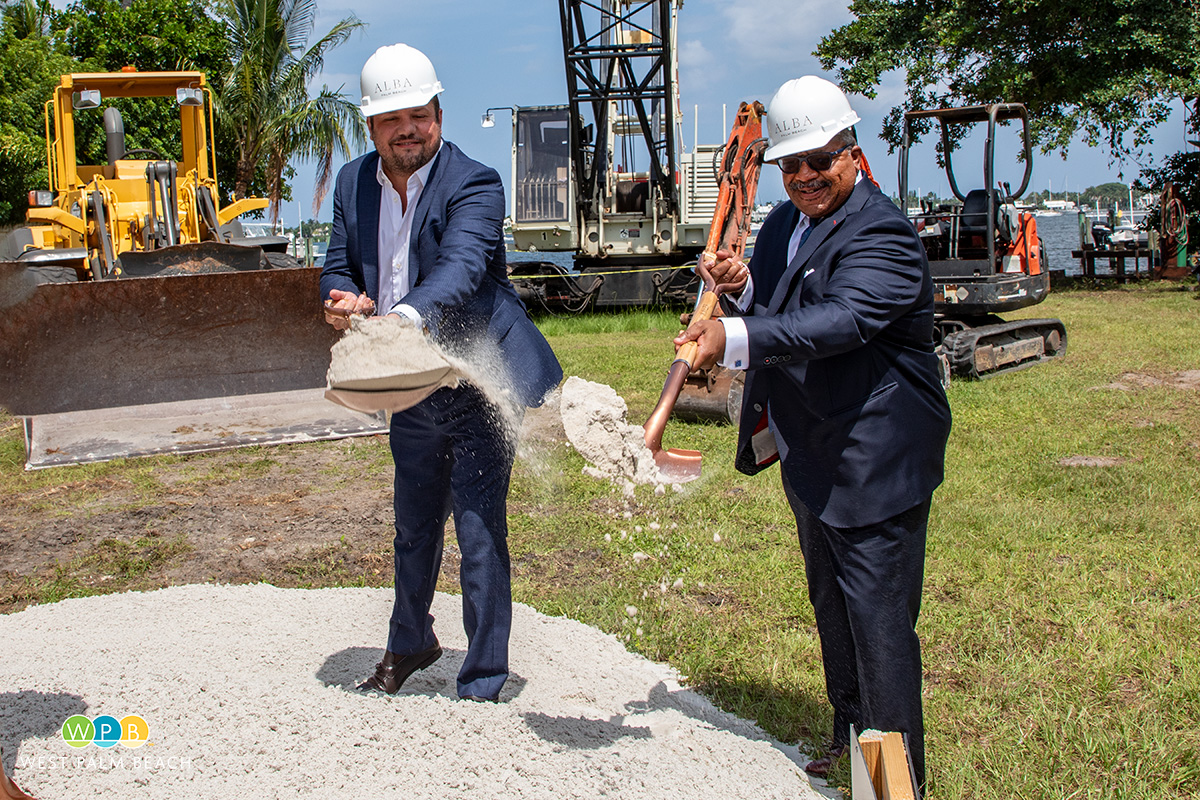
[321,43,561,703]
[676,76,951,787]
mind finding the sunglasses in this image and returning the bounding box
[774,144,853,173]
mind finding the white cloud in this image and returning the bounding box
[721,0,853,67]
[677,39,718,90]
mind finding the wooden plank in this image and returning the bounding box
[880,731,915,800]
[858,730,885,799]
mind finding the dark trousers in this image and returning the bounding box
[783,473,929,788]
[386,383,517,700]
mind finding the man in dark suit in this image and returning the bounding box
[321,43,562,703]
[676,76,951,787]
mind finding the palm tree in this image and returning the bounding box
[6,0,50,40]
[212,0,365,219]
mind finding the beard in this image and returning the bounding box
[378,136,438,176]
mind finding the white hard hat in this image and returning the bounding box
[360,43,444,117]
[763,76,861,162]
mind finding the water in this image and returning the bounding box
[507,249,576,270]
[1033,212,1152,277]
[1034,213,1089,276]
[503,216,1121,277]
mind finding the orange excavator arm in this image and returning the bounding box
[701,100,769,275]
[642,101,769,481]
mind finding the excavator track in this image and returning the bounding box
[940,318,1067,379]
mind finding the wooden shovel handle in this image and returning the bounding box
[675,289,720,369]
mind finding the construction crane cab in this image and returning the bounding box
[899,103,1067,379]
[495,0,722,311]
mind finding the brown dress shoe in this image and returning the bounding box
[357,643,442,694]
[804,743,848,777]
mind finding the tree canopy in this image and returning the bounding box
[51,0,239,193]
[817,0,1200,159]
[211,0,365,218]
[56,0,228,74]
[0,0,364,225]
[0,1,75,223]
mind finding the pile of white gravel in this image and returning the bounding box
[0,584,829,799]
[559,377,673,491]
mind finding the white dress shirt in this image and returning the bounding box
[376,142,443,325]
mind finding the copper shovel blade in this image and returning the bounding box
[643,360,703,483]
[651,445,703,483]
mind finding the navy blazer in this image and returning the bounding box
[320,143,561,408]
[734,178,952,528]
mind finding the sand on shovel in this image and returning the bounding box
[325,316,461,413]
[560,376,674,491]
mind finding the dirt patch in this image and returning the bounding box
[0,403,569,613]
[1058,455,1128,468]
[3,441,383,566]
[1092,370,1200,391]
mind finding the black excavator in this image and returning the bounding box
[900,103,1067,380]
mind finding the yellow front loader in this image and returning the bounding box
[0,71,383,468]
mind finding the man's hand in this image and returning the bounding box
[324,290,375,330]
[673,319,726,371]
[700,248,749,292]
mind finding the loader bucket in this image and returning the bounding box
[117,241,264,277]
[0,262,336,415]
[0,262,387,467]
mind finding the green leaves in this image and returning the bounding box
[0,0,365,221]
[818,0,1200,161]
[209,0,365,217]
[0,12,76,222]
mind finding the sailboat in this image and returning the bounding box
[1042,178,1078,213]
[1034,179,1060,216]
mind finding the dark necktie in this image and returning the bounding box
[797,221,814,250]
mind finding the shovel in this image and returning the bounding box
[642,263,745,483]
[321,310,461,414]
[642,101,766,483]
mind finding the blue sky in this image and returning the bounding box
[282,0,1189,222]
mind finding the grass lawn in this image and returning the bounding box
[3,282,1198,798]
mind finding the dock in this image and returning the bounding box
[1068,246,1156,282]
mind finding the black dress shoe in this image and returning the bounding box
[357,643,442,694]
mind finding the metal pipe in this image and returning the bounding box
[103,107,125,167]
